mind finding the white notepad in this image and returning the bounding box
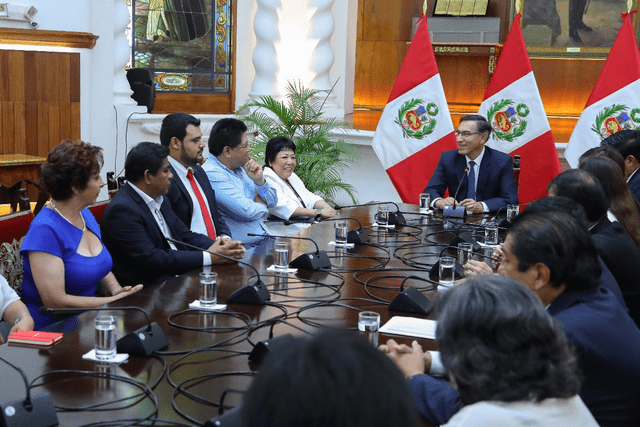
[379,316,437,340]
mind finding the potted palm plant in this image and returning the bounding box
[236,82,358,204]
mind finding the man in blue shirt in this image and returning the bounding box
[203,118,277,246]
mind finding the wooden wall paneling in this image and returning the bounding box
[13,103,26,154]
[24,52,38,103]
[25,102,38,156]
[71,103,81,141]
[58,54,71,104]
[7,51,25,102]
[47,103,60,153]
[360,0,424,41]
[70,54,80,103]
[2,103,16,154]
[0,52,10,102]
[37,103,48,157]
[437,54,492,111]
[152,93,233,115]
[59,103,72,142]
[354,40,410,107]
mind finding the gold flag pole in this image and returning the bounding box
[423,0,428,15]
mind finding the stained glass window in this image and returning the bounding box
[130,0,233,93]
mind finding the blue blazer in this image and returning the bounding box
[101,183,215,286]
[424,147,518,212]
[166,164,232,238]
[407,285,640,427]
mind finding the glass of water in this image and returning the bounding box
[377,205,389,226]
[358,311,380,347]
[274,238,289,271]
[95,315,117,360]
[439,256,456,288]
[507,204,519,222]
[199,271,218,306]
[485,220,499,245]
[458,243,473,267]
[419,193,431,213]
[335,220,348,246]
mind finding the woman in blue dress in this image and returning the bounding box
[21,140,143,329]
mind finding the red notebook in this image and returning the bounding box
[7,330,63,347]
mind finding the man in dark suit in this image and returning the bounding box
[424,114,518,213]
[601,129,640,204]
[382,209,640,427]
[101,142,245,286]
[160,112,232,239]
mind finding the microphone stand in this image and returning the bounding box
[166,237,270,305]
[443,168,468,218]
[315,216,369,244]
[39,306,168,357]
[0,356,58,427]
[334,201,406,226]
[247,233,332,270]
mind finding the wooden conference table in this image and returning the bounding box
[0,204,494,426]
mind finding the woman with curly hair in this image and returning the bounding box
[21,140,142,329]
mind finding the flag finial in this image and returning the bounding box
[423,0,428,16]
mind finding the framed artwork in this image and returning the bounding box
[518,0,640,57]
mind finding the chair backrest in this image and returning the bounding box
[88,199,110,225]
[0,210,34,295]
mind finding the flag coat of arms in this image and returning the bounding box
[372,15,457,204]
[564,12,640,167]
[478,13,561,205]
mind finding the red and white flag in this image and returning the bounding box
[564,12,640,167]
[478,13,561,205]
[372,15,457,204]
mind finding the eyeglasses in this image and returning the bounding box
[454,131,481,138]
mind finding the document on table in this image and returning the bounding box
[379,316,437,340]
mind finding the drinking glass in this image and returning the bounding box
[458,243,473,268]
[199,271,218,306]
[274,239,289,271]
[377,205,389,226]
[95,315,117,360]
[439,256,455,288]
[419,193,431,213]
[335,220,348,245]
[358,311,380,346]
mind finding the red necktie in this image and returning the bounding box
[187,169,217,239]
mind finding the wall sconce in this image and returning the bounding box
[0,4,38,28]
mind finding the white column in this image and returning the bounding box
[113,0,137,106]
[308,0,341,117]
[248,0,281,102]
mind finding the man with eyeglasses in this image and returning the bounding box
[424,114,518,213]
[203,118,277,246]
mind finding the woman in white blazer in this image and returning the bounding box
[263,136,337,220]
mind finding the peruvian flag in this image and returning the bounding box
[564,12,640,167]
[478,13,561,205]
[372,15,457,204]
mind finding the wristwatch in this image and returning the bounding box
[315,208,323,215]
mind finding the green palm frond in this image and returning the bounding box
[237,81,358,203]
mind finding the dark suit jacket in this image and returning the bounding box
[101,183,215,286]
[166,164,231,238]
[591,218,640,294]
[627,169,640,206]
[424,147,518,212]
[408,285,640,427]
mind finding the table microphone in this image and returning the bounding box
[334,202,406,226]
[388,275,437,315]
[165,237,270,305]
[443,168,468,218]
[38,306,168,357]
[316,216,369,244]
[0,356,58,427]
[246,233,331,270]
